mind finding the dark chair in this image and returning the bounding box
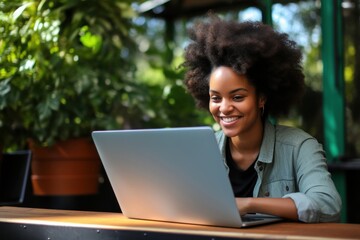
[0,150,31,206]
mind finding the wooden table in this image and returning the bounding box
[0,207,359,240]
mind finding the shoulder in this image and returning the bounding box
[274,124,316,146]
[272,124,325,161]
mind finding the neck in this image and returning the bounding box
[231,119,264,151]
[229,119,264,170]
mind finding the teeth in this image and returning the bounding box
[221,117,238,123]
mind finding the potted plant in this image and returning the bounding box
[0,0,149,195]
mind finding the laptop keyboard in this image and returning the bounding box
[242,216,265,222]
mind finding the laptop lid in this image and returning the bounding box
[0,150,31,206]
[92,127,280,228]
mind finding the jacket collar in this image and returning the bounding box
[257,121,275,164]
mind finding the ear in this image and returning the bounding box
[258,94,267,108]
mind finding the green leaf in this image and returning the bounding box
[12,2,34,21]
[0,78,11,96]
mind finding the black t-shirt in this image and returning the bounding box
[226,139,258,197]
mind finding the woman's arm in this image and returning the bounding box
[236,197,298,221]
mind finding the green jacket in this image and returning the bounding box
[215,121,342,223]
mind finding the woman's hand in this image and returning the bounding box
[235,198,252,216]
[235,197,299,221]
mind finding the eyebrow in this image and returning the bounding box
[209,88,248,94]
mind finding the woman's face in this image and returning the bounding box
[209,66,265,137]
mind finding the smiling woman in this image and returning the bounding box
[209,67,264,140]
[182,15,341,223]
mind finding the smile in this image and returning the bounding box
[220,116,240,123]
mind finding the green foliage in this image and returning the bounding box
[131,16,213,130]
[0,0,144,150]
[0,0,211,152]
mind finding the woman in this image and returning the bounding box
[182,16,341,222]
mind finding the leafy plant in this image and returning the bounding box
[0,0,213,152]
[0,0,147,150]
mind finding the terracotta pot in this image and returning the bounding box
[28,138,101,196]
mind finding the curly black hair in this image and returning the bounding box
[182,15,305,118]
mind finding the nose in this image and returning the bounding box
[219,99,233,114]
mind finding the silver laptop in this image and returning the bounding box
[92,126,281,228]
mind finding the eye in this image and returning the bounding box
[233,95,244,101]
[210,96,221,103]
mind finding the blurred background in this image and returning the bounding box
[0,0,359,223]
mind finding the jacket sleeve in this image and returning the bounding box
[283,138,342,222]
